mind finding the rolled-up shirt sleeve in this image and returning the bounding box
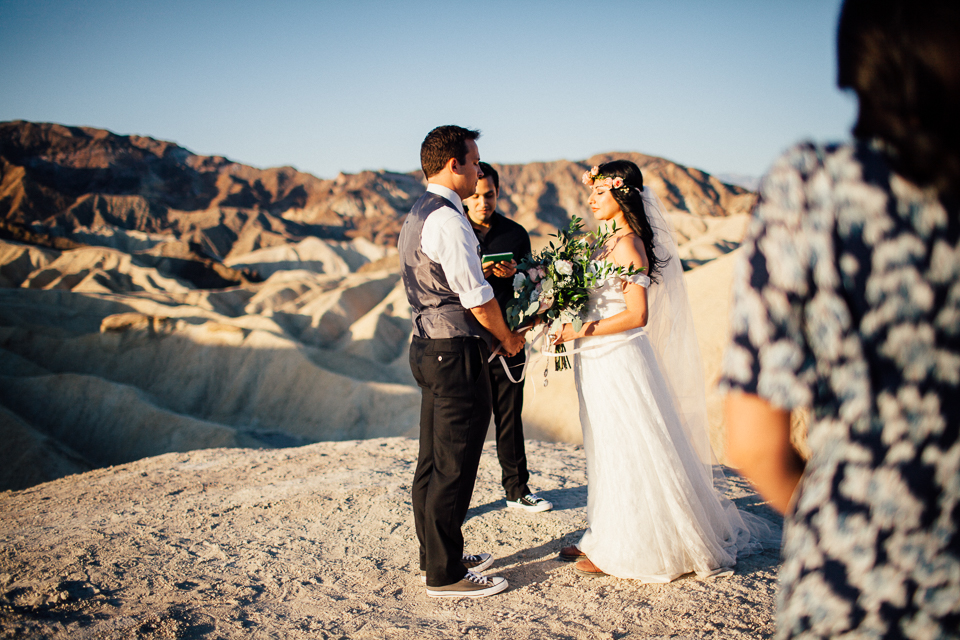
[422,208,494,309]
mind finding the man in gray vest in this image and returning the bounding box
[399,125,525,598]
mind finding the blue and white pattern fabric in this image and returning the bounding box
[720,141,960,638]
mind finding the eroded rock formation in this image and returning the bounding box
[0,120,756,491]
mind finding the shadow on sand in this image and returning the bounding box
[466,484,588,520]
[466,480,783,588]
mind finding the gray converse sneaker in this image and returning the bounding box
[425,571,508,598]
[420,552,494,583]
[506,493,553,512]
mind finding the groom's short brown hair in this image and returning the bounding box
[420,125,481,180]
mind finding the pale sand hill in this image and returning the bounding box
[21,246,194,294]
[0,208,751,490]
[0,204,781,637]
[0,242,59,288]
[686,249,742,461]
[223,236,391,280]
[0,438,782,639]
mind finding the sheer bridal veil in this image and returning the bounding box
[639,187,713,467]
[642,186,779,547]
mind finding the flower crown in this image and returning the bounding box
[581,165,628,190]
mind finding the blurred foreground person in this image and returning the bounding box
[722,0,960,637]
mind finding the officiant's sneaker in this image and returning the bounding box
[426,571,508,598]
[420,552,494,583]
[506,493,552,512]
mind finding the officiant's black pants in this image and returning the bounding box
[490,350,531,501]
[409,335,492,588]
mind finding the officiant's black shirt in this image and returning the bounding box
[472,212,531,313]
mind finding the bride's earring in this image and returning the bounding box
[543,366,549,387]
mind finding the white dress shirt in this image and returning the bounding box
[420,184,494,309]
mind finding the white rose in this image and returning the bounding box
[512,272,527,291]
[555,260,573,276]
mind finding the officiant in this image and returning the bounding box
[464,162,552,514]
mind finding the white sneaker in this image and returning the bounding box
[505,493,553,512]
[462,552,494,572]
[426,571,508,598]
[420,552,493,583]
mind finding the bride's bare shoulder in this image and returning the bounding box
[610,234,649,270]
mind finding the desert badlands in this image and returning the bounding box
[0,121,785,638]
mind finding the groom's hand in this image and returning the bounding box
[468,298,525,357]
[502,330,525,357]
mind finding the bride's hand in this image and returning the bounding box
[550,323,576,345]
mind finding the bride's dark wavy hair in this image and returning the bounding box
[595,160,667,282]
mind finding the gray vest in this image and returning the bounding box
[398,191,492,345]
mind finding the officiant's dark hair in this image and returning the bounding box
[420,125,481,180]
[596,160,666,282]
[838,0,960,195]
[478,162,499,192]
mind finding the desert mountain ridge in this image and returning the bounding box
[0,120,786,639]
[1,119,759,493]
[1,120,755,259]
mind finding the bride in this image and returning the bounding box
[550,160,768,580]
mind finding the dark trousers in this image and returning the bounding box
[489,351,530,501]
[409,335,492,587]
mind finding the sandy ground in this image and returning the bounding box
[0,437,782,639]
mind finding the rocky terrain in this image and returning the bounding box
[0,120,754,259]
[0,119,783,638]
[0,120,758,492]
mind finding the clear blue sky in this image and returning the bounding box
[0,0,854,180]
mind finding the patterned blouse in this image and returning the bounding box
[720,141,960,639]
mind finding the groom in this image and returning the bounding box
[399,125,525,598]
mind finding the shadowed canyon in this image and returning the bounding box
[0,120,759,491]
[0,121,790,640]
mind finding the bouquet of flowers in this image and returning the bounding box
[505,217,645,370]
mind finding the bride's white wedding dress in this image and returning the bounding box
[534,187,774,580]
[573,268,765,582]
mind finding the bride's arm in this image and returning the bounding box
[553,236,649,343]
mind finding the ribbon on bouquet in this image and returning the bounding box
[485,325,548,386]
[487,324,647,392]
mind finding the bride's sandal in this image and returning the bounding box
[558,545,586,562]
[573,557,607,577]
